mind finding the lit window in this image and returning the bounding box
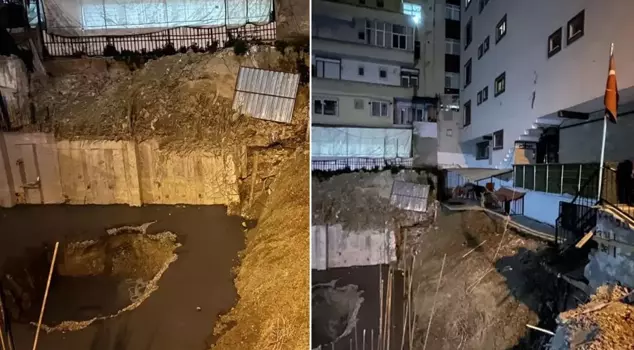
[403,2,423,24]
[496,15,507,43]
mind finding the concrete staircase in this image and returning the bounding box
[497,115,565,169]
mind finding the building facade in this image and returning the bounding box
[459,0,634,169]
[311,0,440,163]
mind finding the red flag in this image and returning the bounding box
[605,50,618,123]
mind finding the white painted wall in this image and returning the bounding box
[341,59,403,86]
[460,0,634,168]
[311,224,397,270]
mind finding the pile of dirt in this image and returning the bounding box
[411,210,565,350]
[212,150,309,350]
[311,170,437,231]
[550,284,634,349]
[29,46,309,152]
[0,222,179,332]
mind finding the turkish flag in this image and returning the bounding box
[605,52,619,123]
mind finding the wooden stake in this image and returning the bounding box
[422,254,446,350]
[32,242,59,350]
[0,325,6,350]
[378,266,384,350]
[385,266,393,350]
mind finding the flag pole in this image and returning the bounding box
[597,42,614,202]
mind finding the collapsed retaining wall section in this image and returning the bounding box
[585,208,634,291]
[0,132,241,208]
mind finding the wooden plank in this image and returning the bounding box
[575,231,595,249]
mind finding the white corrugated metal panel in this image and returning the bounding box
[390,181,430,212]
[232,67,300,124]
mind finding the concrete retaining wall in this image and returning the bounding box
[0,132,241,208]
[311,224,397,270]
[585,209,634,291]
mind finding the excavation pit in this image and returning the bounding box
[1,223,179,332]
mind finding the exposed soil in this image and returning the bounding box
[28,47,309,153]
[311,170,437,231]
[0,204,244,350]
[212,151,309,350]
[410,210,585,350]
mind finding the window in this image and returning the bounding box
[401,70,419,87]
[482,86,488,102]
[392,25,407,49]
[494,72,506,96]
[476,141,489,160]
[463,100,471,126]
[314,58,340,79]
[477,91,483,105]
[371,101,389,117]
[465,17,473,48]
[478,0,489,13]
[358,31,365,40]
[496,15,507,43]
[464,59,472,87]
[493,130,504,150]
[445,72,460,89]
[377,0,384,8]
[314,98,338,116]
[358,66,365,76]
[483,36,490,53]
[477,43,483,59]
[354,99,364,110]
[446,129,453,137]
[445,4,460,21]
[445,39,461,55]
[366,20,387,47]
[548,27,562,57]
[379,68,387,79]
[567,10,585,45]
[359,0,365,4]
[403,2,423,23]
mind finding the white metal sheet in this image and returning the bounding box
[390,181,430,212]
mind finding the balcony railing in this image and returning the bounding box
[513,163,600,198]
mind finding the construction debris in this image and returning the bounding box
[550,284,634,350]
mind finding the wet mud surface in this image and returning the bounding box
[0,204,244,350]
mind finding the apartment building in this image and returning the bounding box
[459,0,634,169]
[311,0,438,163]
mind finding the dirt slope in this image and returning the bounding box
[411,210,561,349]
[212,150,310,350]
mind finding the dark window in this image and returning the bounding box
[476,141,489,160]
[483,36,490,53]
[464,59,472,87]
[496,15,507,44]
[377,0,384,8]
[482,86,488,102]
[359,0,365,4]
[464,100,471,126]
[465,17,473,49]
[358,31,365,40]
[548,27,562,58]
[358,66,365,76]
[477,90,482,105]
[493,129,504,150]
[477,44,483,59]
[479,0,489,13]
[494,72,506,96]
[379,68,387,78]
[567,10,585,45]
